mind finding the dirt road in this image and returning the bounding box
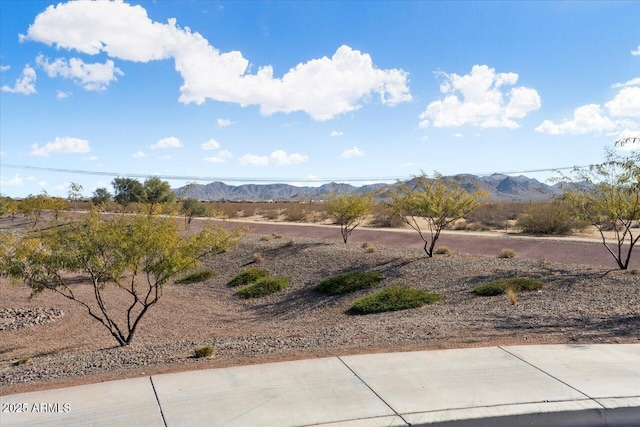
[203,219,638,270]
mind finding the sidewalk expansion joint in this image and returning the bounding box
[149,376,168,427]
[337,356,411,426]
[497,346,606,410]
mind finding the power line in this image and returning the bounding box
[1,163,592,184]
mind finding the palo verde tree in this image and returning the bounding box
[559,138,640,270]
[112,177,144,212]
[142,176,175,214]
[326,192,374,243]
[0,212,238,346]
[391,173,487,257]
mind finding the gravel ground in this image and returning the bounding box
[1,234,639,395]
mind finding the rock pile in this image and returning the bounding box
[0,307,64,331]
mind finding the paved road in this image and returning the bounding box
[2,344,639,426]
[201,219,638,270]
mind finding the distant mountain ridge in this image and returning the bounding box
[174,173,563,202]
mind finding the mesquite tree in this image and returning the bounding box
[326,192,373,243]
[391,173,486,257]
[1,211,238,346]
[559,140,639,270]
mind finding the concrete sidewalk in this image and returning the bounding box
[2,344,639,426]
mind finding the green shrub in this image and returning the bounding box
[228,268,270,287]
[236,277,289,298]
[175,269,215,284]
[516,202,588,235]
[474,278,543,296]
[315,271,382,295]
[193,344,214,358]
[351,285,442,314]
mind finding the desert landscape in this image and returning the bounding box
[1,211,638,396]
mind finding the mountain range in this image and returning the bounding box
[174,174,564,202]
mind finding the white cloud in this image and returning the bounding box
[203,156,223,163]
[36,55,123,90]
[0,65,9,72]
[239,153,269,166]
[26,176,37,181]
[157,155,171,160]
[151,136,182,149]
[200,139,220,150]
[453,133,464,138]
[1,65,36,94]
[605,87,640,117]
[536,85,640,136]
[269,150,308,165]
[421,135,429,141]
[38,180,48,187]
[341,146,365,158]
[217,118,232,127]
[632,45,640,56]
[330,131,343,137]
[239,150,307,166]
[535,104,618,134]
[399,162,414,167]
[30,136,90,156]
[0,174,24,186]
[418,65,541,129]
[22,1,411,120]
[203,149,231,163]
[611,77,640,88]
[132,150,146,158]
[88,155,99,161]
[56,90,70,99]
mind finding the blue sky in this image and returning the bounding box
[1,0,639,198]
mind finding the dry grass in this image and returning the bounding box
[435,246,452,256]
[498,248,517,259]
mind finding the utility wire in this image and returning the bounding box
[0,163,592,184]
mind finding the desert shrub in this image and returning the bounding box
[361,242,377,253]
[466,202,522,229]
[498,248,516,259]
[228,268,270,287]
[283,205,308,222]
[271,232,283,239]
[252,253,264,264]
[262,209,281,220]
[175,269,215,284]
[370,203,405,228]
[517,202,589,235]
[351,285,442,314]
[193,344,213,358]
[474,278,543,296]
[434,246,451,255]
[259,235,271,242]
[506,288,518,305]
[236,277,289,298]
[315,271,382,295]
